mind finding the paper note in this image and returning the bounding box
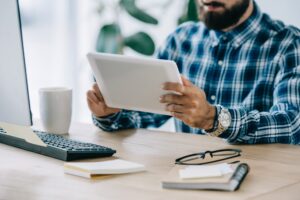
[64,159,146,174]
[179,163,233,179]
[218,163,234,174]
[0,122,46,147]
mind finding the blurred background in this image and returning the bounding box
[19,0,300,131]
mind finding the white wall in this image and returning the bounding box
[256,0,300,28]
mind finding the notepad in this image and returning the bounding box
[0,122,46,146]
[64,159,146,178]
[162,163,249,191]
[179,163,234,179]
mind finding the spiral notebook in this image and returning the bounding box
[162,163,249,191]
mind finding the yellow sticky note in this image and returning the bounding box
[0,122,46,147]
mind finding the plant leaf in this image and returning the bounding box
[187,0,198,21]
[96,24,123,54]
[124,32,155,55]
[178,0,198,25]
[120,0,158,25]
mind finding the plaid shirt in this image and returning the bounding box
[93,3,300,144]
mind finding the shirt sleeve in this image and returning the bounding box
[219,40,300,144]
[92,110,171,132]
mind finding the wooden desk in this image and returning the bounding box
[0,122,300,200]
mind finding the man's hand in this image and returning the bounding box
[86,83,120,118]
[160,76,216,130]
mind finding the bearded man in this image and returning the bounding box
[87,0,300,144]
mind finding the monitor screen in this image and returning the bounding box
[0,0,32,126]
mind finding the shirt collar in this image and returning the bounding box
[209,1,263,48]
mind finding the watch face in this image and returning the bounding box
[219,110,231,128]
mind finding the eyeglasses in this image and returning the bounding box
[175,148,241,165]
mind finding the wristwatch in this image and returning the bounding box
[206,106,231,137]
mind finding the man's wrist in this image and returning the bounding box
[205,106,231,137]
[93,111,121,121]
[205,106,219,132]
[204,105,217,131]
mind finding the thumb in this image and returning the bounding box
[181,76,192,87]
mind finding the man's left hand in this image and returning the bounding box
[160,76,216,130]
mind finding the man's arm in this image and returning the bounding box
[92,110,171,132]
[219,104,300,144]
[220,42,300,144]
[160,38,300,144]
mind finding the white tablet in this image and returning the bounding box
[87,52,182,115]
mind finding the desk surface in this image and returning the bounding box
[0,122,300,200]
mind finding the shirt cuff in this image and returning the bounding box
[92,111,122,123]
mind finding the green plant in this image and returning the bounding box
[178,0,198,25]
[95,0,198,56]
[96,0,158,55]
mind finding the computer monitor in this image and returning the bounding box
[0,0,32,126]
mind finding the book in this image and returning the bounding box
[64,159,146,178]
[162,163,249,191]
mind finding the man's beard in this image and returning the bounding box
[198,0,250,31]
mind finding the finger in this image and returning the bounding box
[92,83,100,94]
[171,112,186,121]
[87,98,94,106]
[163,82,185,94]
[87,98,107,117]
[87,90,101,103]
[92,83,104,101]
[171,112,192,127]
[181,76,193,87]
[160,94,189,105]
[87,98,100,110]
[165,104,185,113]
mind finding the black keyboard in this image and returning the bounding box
[0,128,116,161]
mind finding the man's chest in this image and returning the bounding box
[176,41,281,108]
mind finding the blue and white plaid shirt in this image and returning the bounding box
[93,3,300,144]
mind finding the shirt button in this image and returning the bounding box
[218,60,223,66]
[210,95,216,101]
[212,41,218,47]
[222,36,227,41]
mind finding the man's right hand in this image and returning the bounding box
[86,83,121,118]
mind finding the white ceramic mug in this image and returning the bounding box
[39,87,72,134]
